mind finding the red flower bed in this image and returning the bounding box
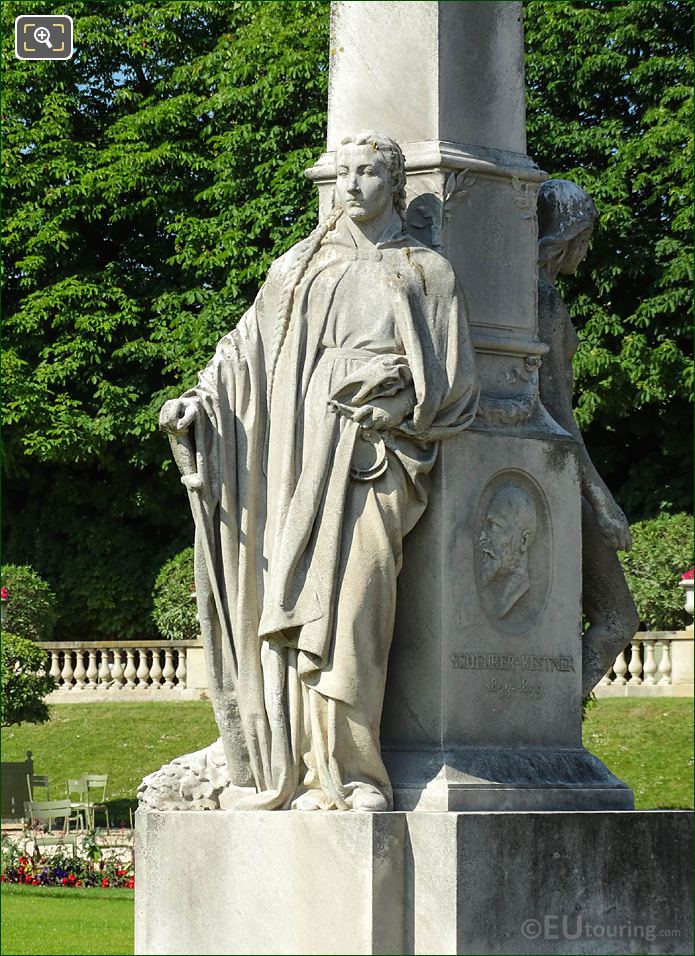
[1,837,134,890]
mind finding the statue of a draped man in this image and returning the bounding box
[140,132,479,813]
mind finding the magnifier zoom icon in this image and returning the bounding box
[34,26,53,48]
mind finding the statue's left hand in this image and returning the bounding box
[595,499,632,551]
[351,395,410,431]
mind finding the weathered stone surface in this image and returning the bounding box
[135,809,693,955]
[327,1,526,152]
[382,427,630,810]
[537,178,639,697]
[155,132,479,813]
[135,809,407,956]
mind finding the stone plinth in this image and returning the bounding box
[135,810,407,956]
[381,426,631,811]
[135,809,693,955]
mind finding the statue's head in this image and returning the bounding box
[479,485,537,585]
[335,131,407,223]
[538,179,598,277]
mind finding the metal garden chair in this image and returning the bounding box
[26,773,51,802]
[82,774,111,831]
[23,799,84,835]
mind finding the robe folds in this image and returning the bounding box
[179,212,479,810]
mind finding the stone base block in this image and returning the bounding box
[136,809,692,955]
[386,746,634,811]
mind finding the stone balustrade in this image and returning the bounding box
[595,630,693,698]
[42,640,206,701]
[39,632,693,702]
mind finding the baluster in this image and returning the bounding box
[111,649,125,690]
[175,648,187,687]
[49,651,62,687]
[163,648,176,689]
[86,650,99,689]
[150,648,163,690]
[642,640,657,685]
[136,648,150,689]
[73,651,87,690]
[98,649,111,688]
[658,640,672,685]
[124,649,137,689]
[613,649,628,685]
[61,651,75,689]
[628,640,643,685]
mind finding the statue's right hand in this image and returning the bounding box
[159,398,198,435]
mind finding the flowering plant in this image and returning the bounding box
[1,587,8,601]
[1,833,134,890]
[680,569,694,581]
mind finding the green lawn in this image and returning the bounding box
[1,702,218,824]
[1,885,133,955]
[583,697,693,809]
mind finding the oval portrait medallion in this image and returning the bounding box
[474,469,553,636]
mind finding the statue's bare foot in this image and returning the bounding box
[291,790,325,811]
[349,787,389,812]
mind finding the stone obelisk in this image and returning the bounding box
[308,0,629,811]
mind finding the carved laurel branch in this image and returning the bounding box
[444,168,477,206]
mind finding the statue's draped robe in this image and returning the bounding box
[183,213,478,809]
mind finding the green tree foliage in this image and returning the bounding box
[1,565,59,642]
[1,633,55,727]
[2,1,690,638]
[620,513,694,630]
[525,0,693,516]
[2,0,329,638]
[152,547,198,640]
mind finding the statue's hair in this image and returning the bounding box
[339,131,408,221]
[537,179,598,271]
[266,205,343,411]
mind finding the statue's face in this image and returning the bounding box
[336,143,394,223]
[479,508,530,583]
[559,227,592,275]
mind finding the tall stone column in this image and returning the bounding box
[308,0,631,811]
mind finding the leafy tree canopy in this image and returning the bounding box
[2,0,691,638]
[2,0,329,637]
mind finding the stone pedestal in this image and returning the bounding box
[135,809,693,955]
[382,426,631,811]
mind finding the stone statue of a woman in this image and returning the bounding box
[537,179,639,697]
[141,132,479,812]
